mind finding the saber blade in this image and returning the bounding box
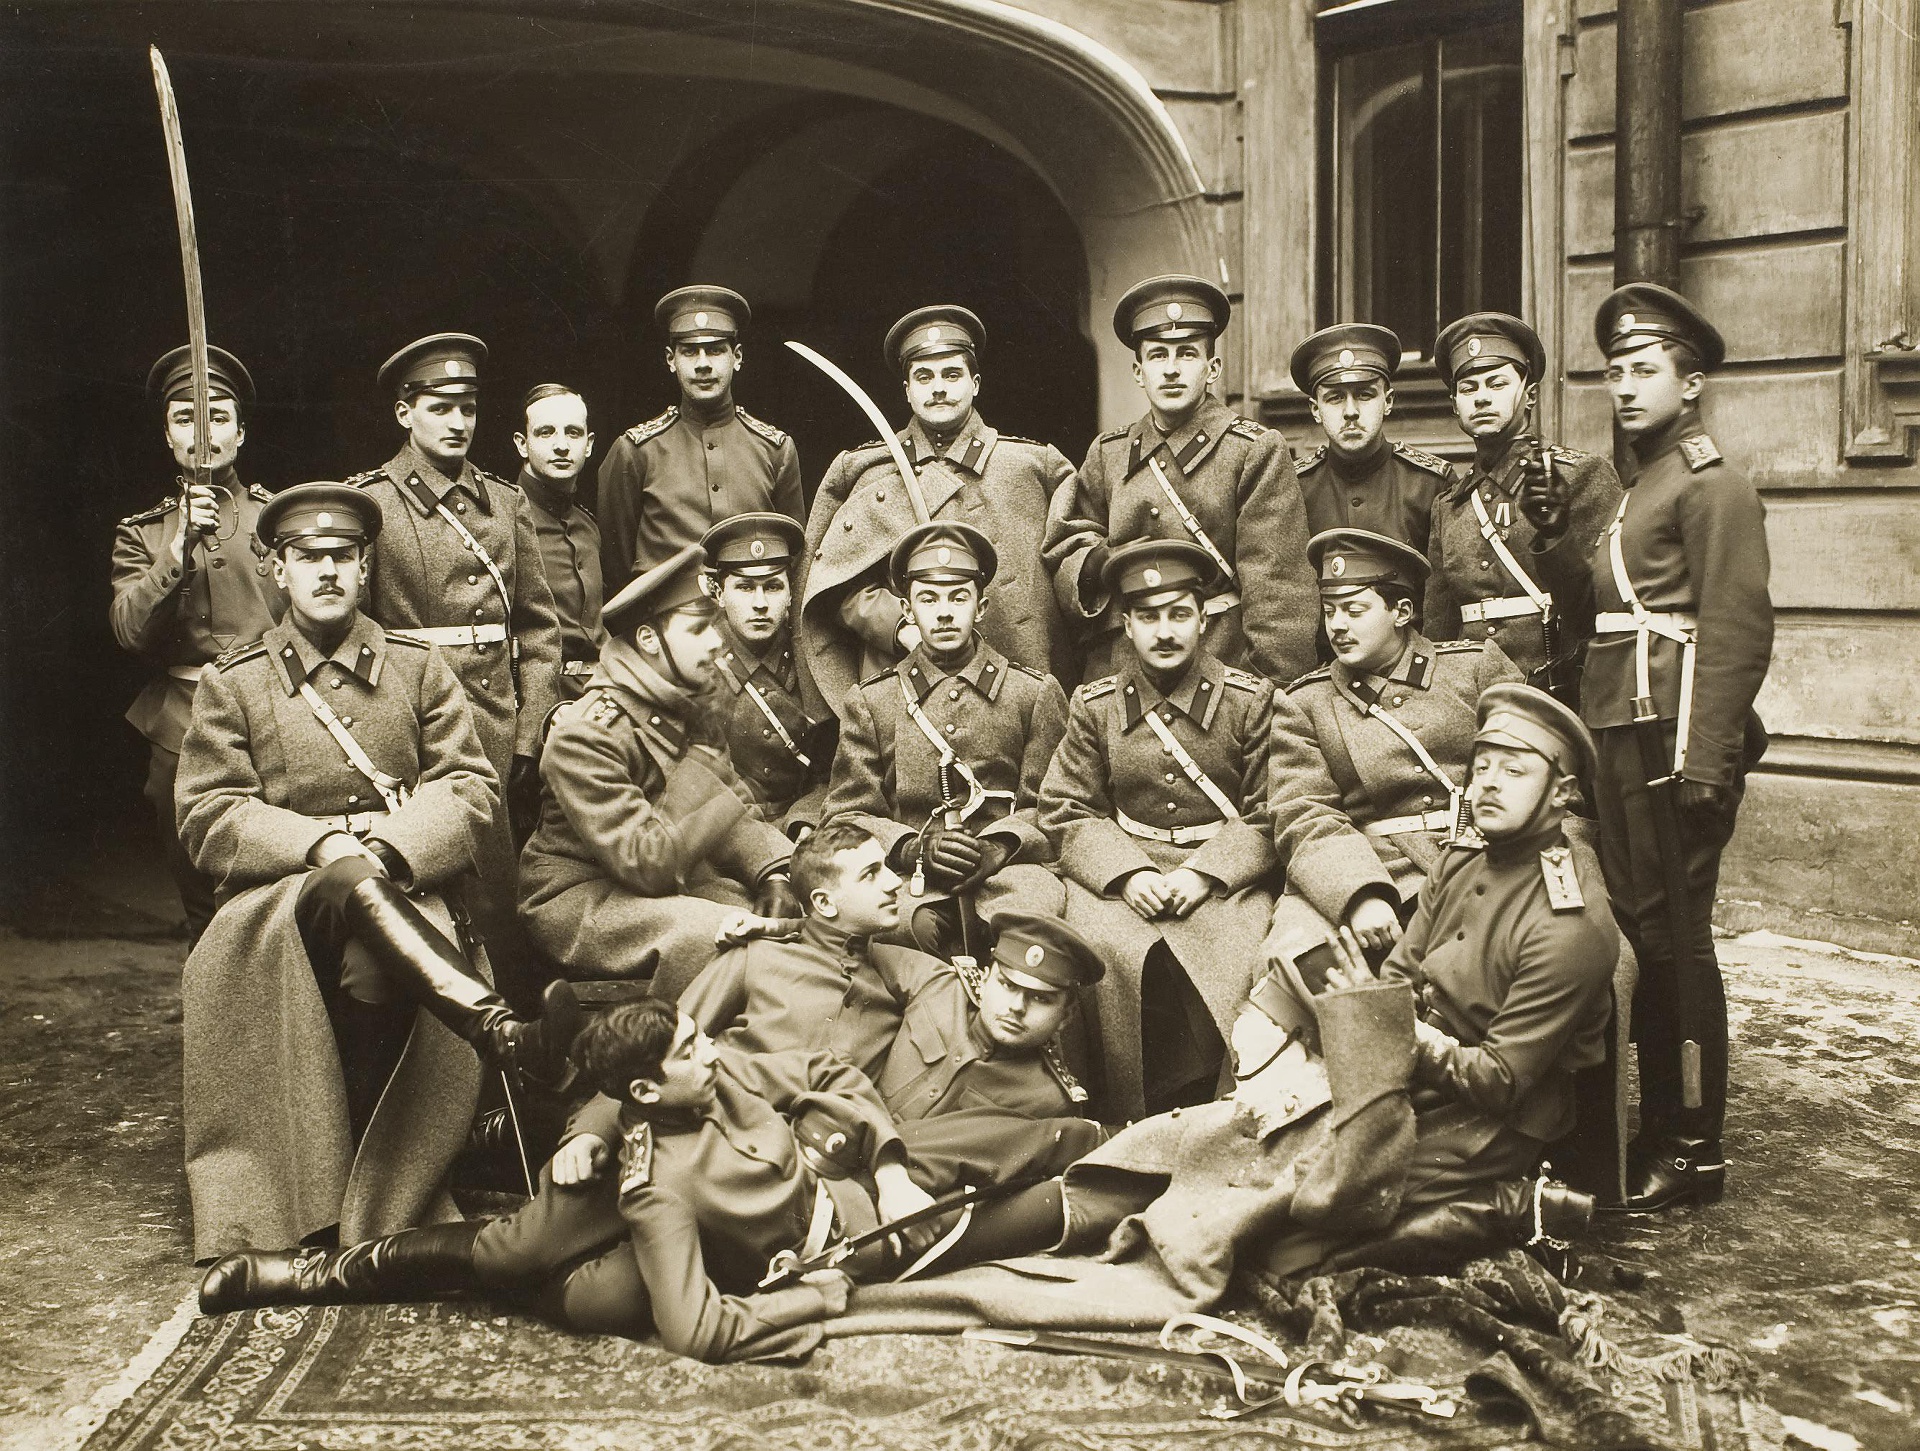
[149,47,212,495]
[785,340,929,524]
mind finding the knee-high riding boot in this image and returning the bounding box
[200,1220,485,1315]
[329,996,415,1144]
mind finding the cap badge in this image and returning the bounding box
[444,361,461,376]
[1024,944,1046,969]
[936,546,952,566]
[1143,567,1162,587]
[1338,348,1355,367]
[1329,555,1346,577]
[927,326,943,342]
[749,539,766,559]
[1616,312,1636,335]
[317,512,333,528]
[824,1131,847,1154]
[1166,302,1184,321]
[694,311,710,327]
[1466,337,1482,358]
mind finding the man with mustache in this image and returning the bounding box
[513,384,607,705]
[1264,530,1520,986]
[797,305,1075,718]
[112,345,283,946]
[1037,539,1280,1118]
[1423,314,1620,703]
[1043,274,1317,684]
[174,483,577,1262]
[596,286,803,590]
[347,334,562,1005]
[1289,323,1450,546]
[519,544,800,1000]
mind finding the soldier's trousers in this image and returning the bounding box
[1592,724,1734,1144]
[147,745,215,947]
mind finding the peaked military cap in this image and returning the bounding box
[790,1101,872,1180]
[1474,681,1597,782]
[655,285,749,343]
[379,333,486,398]
[1595,282,1726,371]
[990,910,1105,992]
[702,511,803,577]
[256,482,382,550]
[602,542,717,636]
[888,520,997,592]
[886,305,984,373]
[1290,323,1401,395]
[1112,274,1231,346]
[147,345,256,407]
[1308,527,1430,597]
[1433,312,1545,390]
[1102,537,1217,606]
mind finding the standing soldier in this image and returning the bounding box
[1289,323,1450,546]
[596,286,802,591]
[1038,539,1279,1118]
[821,521,1068,957]
[513,384,607,703]
[1579,286,1772,1213]
[1264,530,1521,983]
[112,345,281,945]
[519,545,800,1000]
[797,305,1074,718]
[1044,275,1317,684]
[700,513,833,832]
[1424,313,1620,701]
[348,334,563,1002]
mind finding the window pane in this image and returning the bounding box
[1438,24,1523,323]
[1333,41,1435,354]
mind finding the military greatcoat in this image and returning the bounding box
[518,642,793,1000]
[1038,650,1278,1118]
[711,616,830,830]
[1264,635,1521,966]
[175,612,498,1260]
[1423,439,1620,681]
[1043,398,1318,684]
[1295,440,1452,547]
[596,404,803,589]
[821,640,1069,923]
[797,412,1074,719]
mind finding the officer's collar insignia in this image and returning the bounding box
[618,1122,654,1193]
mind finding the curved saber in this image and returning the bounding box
[785,340,930,524]
[150,47,213,566]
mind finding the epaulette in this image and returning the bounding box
[474,465,516,491]
[857,666,895,688]
[1391,442,1455,476]
[1006,660,1048,681]
[383,630,432,652]
[1221,665,1263,692]
[997,434,1046,449]
[212,640,268,673]
[246,482,274,504]
[1546,443,1590,466]
[623,407,678,447]
[1431,639,1483,653]
[1095,425,1129,444]
[582,688,627,728]
[734,407,789,448]
[1283,665,1332,693]
[1078,675,1118,701]
[1678,433,1723,472]
[118,497,177,527]
[343,468,385,490]
[617,1121,654,1194]
[1227,417,1267,440]
[1294,444,1327,473]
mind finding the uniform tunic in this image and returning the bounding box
[596,404,803,588]
[519,642,792,999]
[1264,636,1521,965]
[1043,398,1317,683]
[111,475,284,941]
[796,411,1074,719]
[1295,440,1451,546]
[518,466,606,700]
[1424,439,1621,681]
[711,617,830,829]
[175,612,498,1259]
[822,640,1069,923]
[1038,651,1278,1117]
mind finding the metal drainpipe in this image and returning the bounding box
[1613,0,1684,289]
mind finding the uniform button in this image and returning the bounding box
[706,440,716,451]
[1422,795,1434,807]
[944,723,956,735]
[1351,497,1363,508]
[948,689,959,700]
[650,716,661,725]
[480,677,490,689]
[762,728,772,738]
[843,520,854,531]
[1392,695,1405,706]
[1475,885,1486,895]
[1486,626,1498,638]
[331,679,343,690]
[875,491,886,502]
[1456,931,1466,941]
[1166,801,1177,812]
[815,549,825,560]
[1149,506,1161,518]
[468,574,478,585]
[1165,771,1176,783]
[1161,746,1172,757]
[211,557,226,569]
[711,482,721,491]
[341,716,352,726]
[1479,560,1490,570]
[454,501,466,513]
[348,794,360,804]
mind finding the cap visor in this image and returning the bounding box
[995,962,1068,994]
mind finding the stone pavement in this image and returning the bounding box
[1,849,1914,1450]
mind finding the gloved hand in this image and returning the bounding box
[950,835,1013,894]
[754,873,803,921]
[920,824,988,890]
[1676,779,1735,839]
[1515,438,1569,544]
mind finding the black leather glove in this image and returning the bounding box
[1515,438,1570,544]
[754,873,803,921]
[952,835,1013,894]
[1676,779,1735,839]
[921,825,987,890]
[887,833,921,876]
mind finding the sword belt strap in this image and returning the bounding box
[296,681,411,813]
[896,675,1015,823]
[1146,455,1236,585]
[1115,808,1225,845]
[718,655,811,768]
[1468,486,1553,663]
[1459,595,1543,624]
[1604,494,1698,777]
[1363,809,1457,838]
[396,473,521,705]
[1139,708,1241,822]
[399,623,509,647]
[800,1177,836,1261]
[1329,673,1469,838]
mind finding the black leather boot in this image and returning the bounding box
[199,1220,484,1314]
[1317,1177,1595,1275]
[340,875,582,1085]
[1615,1136,1724,1214]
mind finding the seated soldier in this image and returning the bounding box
[198,1000,930,1364]
[175,483,577,1262]
[700,512,833,834]
[821,520,1067,956]
[1038,538,1279,1119]
[1264,529,1521,978]
[519,544,800,999]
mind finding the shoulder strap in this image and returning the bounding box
[394,473,522,705]
[717,655,811,768]
[894,675,1013,822]
[1468,487,1552,614]
[1140,708,1241,821]
[1145,456,1235,583]
[295,680,411,812]
[1328,671,1465,806]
